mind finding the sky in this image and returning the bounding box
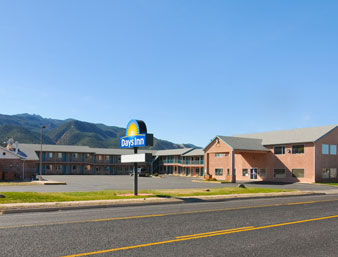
[0,0,338,147]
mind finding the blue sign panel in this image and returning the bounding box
[120,134,146,148]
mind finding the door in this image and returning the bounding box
[250,168,258,180]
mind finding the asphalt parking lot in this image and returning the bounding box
[0,175,337,192]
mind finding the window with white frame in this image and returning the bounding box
[330,168,337,179]
[322,144,329,155]
[215,153,225,158]
[242,169,248,177]
[330,145,337,155]
[47,152,53,158]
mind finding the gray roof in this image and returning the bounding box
[19,144,94,153]
[154,148,193,156]
[182,148,204,156]
[234,125,338,145]
[218,136,269,151]
[15,145,40,160]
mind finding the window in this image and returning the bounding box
[105,166,110,171]
[72,153,78,158]
[242,169,248,177]
[322,168,330,179]
[57,153,63,158]
[274,169,286,178]
[330,168,337,178]
[72,165,77,171]
[259,169,266,178]
[215,168,223,176]
[105,155,110,161]
[322,144,329,155]
[55,165,61,171]
[47,152,53,158]
[292,169,304,178]
[330,145,337,155]
[46,165,52,170]
[227,169,230,176]
[215,153,225,158]
[292,145,304,154]
[274,146,285,155]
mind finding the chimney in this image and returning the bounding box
[15,141,19,154]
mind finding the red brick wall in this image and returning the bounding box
[315,127,338,182]
[0,159,36,181]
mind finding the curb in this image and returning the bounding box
[0,191,326,215]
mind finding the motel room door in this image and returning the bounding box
[250,168,258,180]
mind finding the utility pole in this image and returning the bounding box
[134,147,138,195]
[39,125,46,181]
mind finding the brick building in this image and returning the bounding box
[204,125,338,183]
[0,146,36,181]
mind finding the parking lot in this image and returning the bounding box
[0,175,337,192]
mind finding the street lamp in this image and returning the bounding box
[39,125,46,181]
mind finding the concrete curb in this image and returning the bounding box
[0,191,327,215]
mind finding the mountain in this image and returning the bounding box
[0,113,199,150]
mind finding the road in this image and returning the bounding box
[1,175,337,192]
[0,194,337,257]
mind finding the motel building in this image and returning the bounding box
[153,148,204,177]
[204,125,338,183]
[0,125,337,183]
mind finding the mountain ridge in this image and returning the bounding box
[0,113,199,150]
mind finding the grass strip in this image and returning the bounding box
[0,187,293,204]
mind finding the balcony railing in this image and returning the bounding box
[161,160,204,165]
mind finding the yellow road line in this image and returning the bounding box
[0,198,337,230]
[176,226,254,239]
[60,214,338,257]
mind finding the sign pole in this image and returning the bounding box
[134,147,138,196]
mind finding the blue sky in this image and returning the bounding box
[0,0,337,147]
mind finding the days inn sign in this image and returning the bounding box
[120,120,153,148]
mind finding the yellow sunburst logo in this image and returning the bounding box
[126,120,140,137]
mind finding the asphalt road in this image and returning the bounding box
[1,175,337,192]
[0,194,337,257]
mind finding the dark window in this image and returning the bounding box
[292,169,304,178]
[259,169,266,178]
[274,169,286,178]
[274,146,285,155]
[292,145,304,154]
[215,169,223,176]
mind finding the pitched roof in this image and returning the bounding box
[218,136,269,151]
[18,144,94,153]
[0,146,23,159]
[154,148,193,156]
[182,148,204,156]
[234,125,338,145]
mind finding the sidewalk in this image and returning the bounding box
[0,191,328,215]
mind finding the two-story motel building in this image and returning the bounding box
[0,125,337,183]
[204,125,338,183]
